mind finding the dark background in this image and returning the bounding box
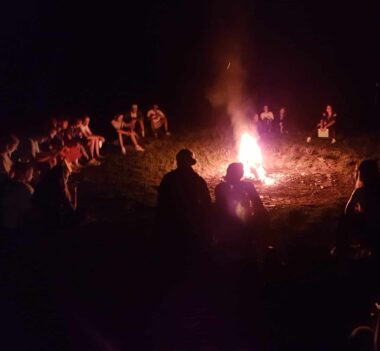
[0,0,379,134]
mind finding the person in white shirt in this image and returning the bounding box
[260,105,274,133]
[147,104,171,138]
[80,116,105,164]
[126,104,145,138]
[111,114,144,155]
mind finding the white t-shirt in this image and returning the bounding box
[147,109,165,129]
[260,111,274,121]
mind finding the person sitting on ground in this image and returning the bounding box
[213,163,268,261]
[260,105,274,134]
[215,162,268,223]
[157,149,211,251]
[307,104,337,144]
[71,118,90,162]
[278,107,288,134]
[337,160,380,255]
[0,162,34,231]
[31,163,77,230]
[53,119,85,171]
[0,135,20,181]
[26,134,58,169]
[80,116,105,165]
[126,104,145,138]
[147,104,171,138]
[111,114,144,154]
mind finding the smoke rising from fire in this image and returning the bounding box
[206,35,257,142]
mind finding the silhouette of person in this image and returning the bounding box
[215,162,267,222]
[346,160,380,249]
[157,149,211,256]
[32,163,76,231]
[213,163,268,261]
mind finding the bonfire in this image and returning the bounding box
[238,132,275,185]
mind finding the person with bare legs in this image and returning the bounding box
[111,114,144,155]
[81,116,105,161]
[147,104,171,138]
[126,104,145,138]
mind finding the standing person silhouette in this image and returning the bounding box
[157,149,211,260]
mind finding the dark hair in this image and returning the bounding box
[358,159,379,185]
[176,149,196,167]
[225,162,244,183]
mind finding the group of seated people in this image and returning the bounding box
[111,103,171,154]
[253,104,338,144]
[0,103,171,232]
[0,115,107,232]
[251,105,288,135]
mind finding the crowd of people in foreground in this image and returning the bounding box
[0,103,171,232]
[158,148,380,263]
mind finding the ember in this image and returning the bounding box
[238,132,275,185]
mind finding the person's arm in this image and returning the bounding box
[325,115,337,128]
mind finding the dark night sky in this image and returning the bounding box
[0,0,379,132]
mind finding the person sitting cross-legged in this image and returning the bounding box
[111,114,144,155]
[147,104,171,138]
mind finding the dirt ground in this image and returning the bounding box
[76,128,380,255]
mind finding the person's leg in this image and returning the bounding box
[94,139,100,157]
[118,132,126,154]
[139,119,145,137]
[151,121,158,137]
[129,131,144,151]
[130,119,137,133]
[88,140,95,159]
[330,125,336,143]
[80,144,89,160]
[162,117,170,135]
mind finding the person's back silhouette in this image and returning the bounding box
[157,149,211,258]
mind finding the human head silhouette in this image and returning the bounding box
[358,159,379,185]
[225,162,244,184]
[176,149,196,169]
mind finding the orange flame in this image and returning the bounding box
[238,132,275,185]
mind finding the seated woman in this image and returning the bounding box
[125,104,145,138]
[307,104,337,144]
[147,104,171,138]
[60,120,90,172]
[80,116,105,164]
[111,114,144,155]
